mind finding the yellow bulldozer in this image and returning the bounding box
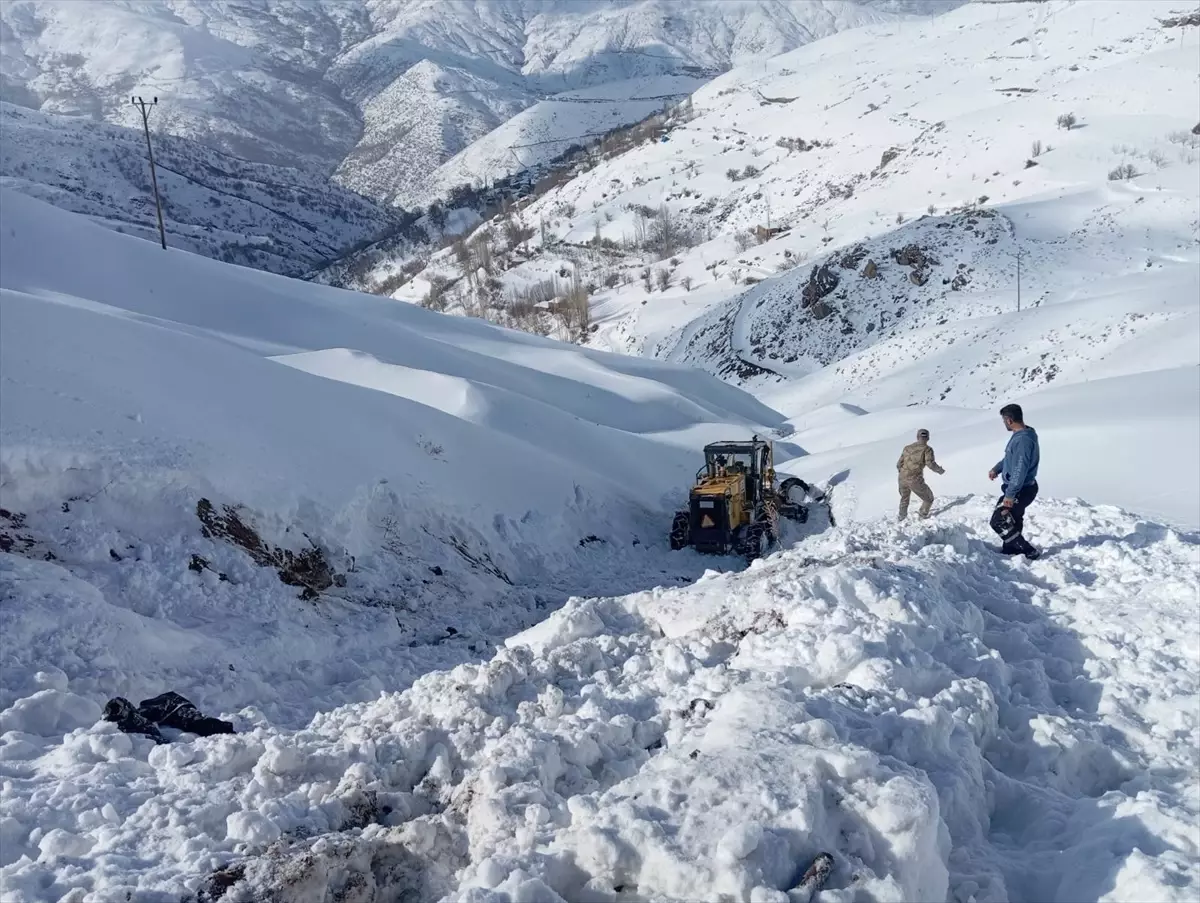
[669,436,820,563]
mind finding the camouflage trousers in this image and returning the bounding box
[898,477,934,519]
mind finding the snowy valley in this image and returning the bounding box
[1,2,1199,903]
[0,102,398,276]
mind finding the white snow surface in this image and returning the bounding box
[1,190,1198,903]
[0,187,786,729]
[774,365,1200,532]
[3,496,1198,902]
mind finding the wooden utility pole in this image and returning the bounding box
[130,96,167,250]
[1011,248,1024,312]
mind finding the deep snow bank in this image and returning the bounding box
[0,188,791,727]
[0,188,783,535]
[2,499,1195,902]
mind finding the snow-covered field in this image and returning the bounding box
[0,186,799,888]
[2,184,1198,903]
[775,364,1200,530]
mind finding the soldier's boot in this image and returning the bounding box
[914,481,934,519]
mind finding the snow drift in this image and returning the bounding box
[0,187,792,731]
[2,500,1196,902]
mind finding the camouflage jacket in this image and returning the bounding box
[897,441,944,482]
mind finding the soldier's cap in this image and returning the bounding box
[916,428,930,439]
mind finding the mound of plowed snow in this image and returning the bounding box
[3,499,1195,902]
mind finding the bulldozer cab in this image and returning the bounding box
[699,439,775,506]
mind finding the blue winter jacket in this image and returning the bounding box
[994,426,1039,497]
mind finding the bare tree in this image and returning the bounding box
[423,276,451,311]
[452,235,472,283]
[428,203,449,232]
[504,216,535,250]
[649,204,679,258]
[558,270,590,339]
[469,234,493,276]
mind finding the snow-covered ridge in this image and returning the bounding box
[0,102,397,276]
[0,0,952,208]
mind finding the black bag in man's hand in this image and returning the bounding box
[989,504,1018,541]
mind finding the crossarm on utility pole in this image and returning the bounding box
[131,96,167,250]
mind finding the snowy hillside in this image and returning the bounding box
[0,184,800,729]
[379,0,1198,395]
[391,74,711,207]
[2,186,1197,903]
[0,103,397,276]
[0,0,952,208]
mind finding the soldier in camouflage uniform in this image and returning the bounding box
[896,428,945,520]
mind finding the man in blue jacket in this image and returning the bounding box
[988,403,1040,559]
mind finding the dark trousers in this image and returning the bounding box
[990,481,1038,549]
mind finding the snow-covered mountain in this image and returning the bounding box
[0,0,956,208]
[0,102,398,276]
[376,1,1199,408]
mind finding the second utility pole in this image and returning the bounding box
[1016,249,1022,312]
[131,95,167,250]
